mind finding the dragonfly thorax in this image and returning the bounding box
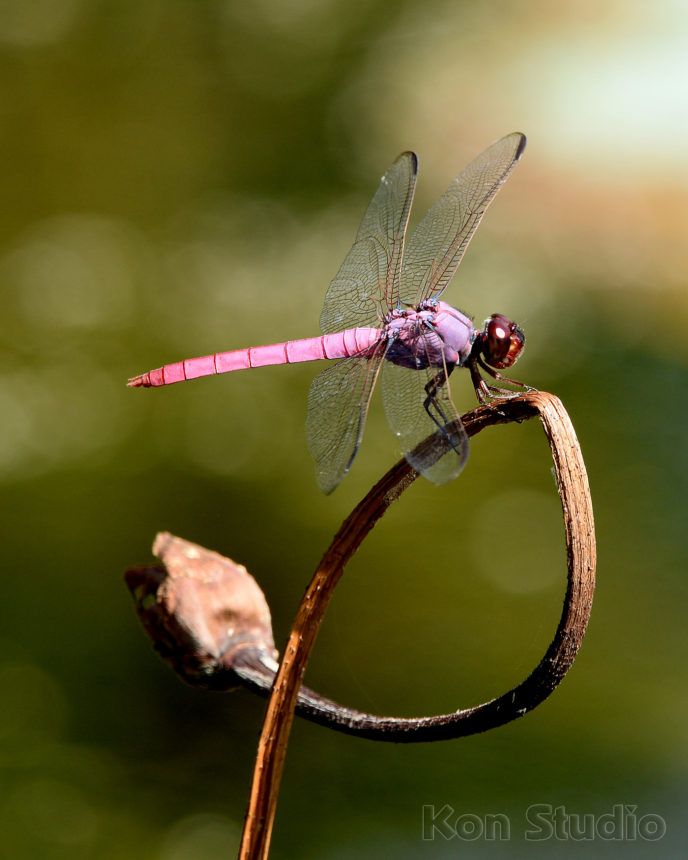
[383,300,474,371]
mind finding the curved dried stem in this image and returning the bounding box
[239,390,596,858]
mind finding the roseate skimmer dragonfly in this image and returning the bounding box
[129,132,527,493]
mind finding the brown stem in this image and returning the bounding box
[239,391,596,858]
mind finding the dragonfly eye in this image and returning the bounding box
[482,314,525,369]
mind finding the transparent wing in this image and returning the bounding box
[381,354,469,485]
[401,132,526,307]
[319,152,418,334]
[306,341,387,494]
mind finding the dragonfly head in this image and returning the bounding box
[479,314,525,369]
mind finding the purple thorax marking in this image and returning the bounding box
[384,300,474,371]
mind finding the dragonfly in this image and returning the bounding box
[129,132,528,494]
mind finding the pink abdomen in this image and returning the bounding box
[128,327,382,388]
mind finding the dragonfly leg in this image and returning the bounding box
[422,370,448,427]
[469,360,494,404]
[422,368,465,458]
[468,359,519,423]
[469,356,534,403]
[477,356,534,393]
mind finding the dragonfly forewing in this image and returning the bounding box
[319,152,418,335]
[381,357,469,485]
[401,132,526,307]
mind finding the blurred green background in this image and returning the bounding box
[1,0,686,857]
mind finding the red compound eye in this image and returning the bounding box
[482,314,525,369]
